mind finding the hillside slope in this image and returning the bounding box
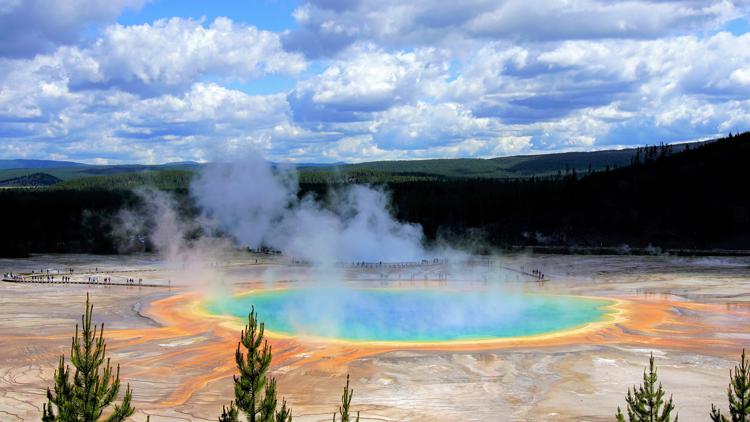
[0,144,676,186]
[0,172,62,187]
[384,132,750,250]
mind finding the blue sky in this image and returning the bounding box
[0,0,749,164]
[117,0,299,31]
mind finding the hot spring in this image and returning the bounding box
[205,288,615,343]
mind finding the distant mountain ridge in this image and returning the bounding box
[0,159,201,170]
[0,141,706,185]
[0,159,86,169]
[327,143,698,179]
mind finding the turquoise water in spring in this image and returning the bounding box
[205,288,612,343]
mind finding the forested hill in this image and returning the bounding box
[308,146,670,180]
[0,172,62,187]
[0,143,692,186]
[0,133,746,257]
[382,132,750,252]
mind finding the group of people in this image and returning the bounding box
[12,272,147,286]
[3,268,159,287]
[86,276,141,285]
[28,268,73,282]
[518,265,546,281]
[3,272,73,282]
[350,260,446,269]
[33,275,72,282]
[87,276,111,284]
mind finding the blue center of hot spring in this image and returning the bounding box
[205,288,612,342]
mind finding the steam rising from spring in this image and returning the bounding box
[114,187,233,285]
[190,153,429,264]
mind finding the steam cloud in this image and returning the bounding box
[114,187,233,285]
[111,154,539,340]
[190,152,430,264]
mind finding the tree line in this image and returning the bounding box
[1,132,748,258]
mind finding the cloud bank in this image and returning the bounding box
[1,1,749,163]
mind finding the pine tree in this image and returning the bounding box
[42,293,136,422]
[259,378,279,422]
[223,306,292,422]
[711,349,750,422]
[616,354,678,422]
[275,399,292,422]
[218,402,239,422]
[332,374,359,422]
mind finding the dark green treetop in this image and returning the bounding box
[275,398,292,422]
[711,349,750,422]
[616,353,677,422]
[218,402,239,422]
[332,374,359,422]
